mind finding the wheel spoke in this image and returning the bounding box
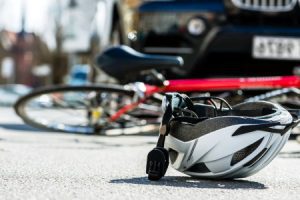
[15,85,161,135]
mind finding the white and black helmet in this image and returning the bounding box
[146,93,300,180]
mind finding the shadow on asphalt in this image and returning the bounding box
[41,141,156,150]
[0,123,47,132]
[279,151,300,158]
[0,123,159,137]
[110,176,266,189]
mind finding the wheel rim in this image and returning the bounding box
[17,87,160,135]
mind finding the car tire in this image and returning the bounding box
[110,20,123,46]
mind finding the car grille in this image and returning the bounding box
[231,0,297,12]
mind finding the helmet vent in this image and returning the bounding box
[244,148,268,167]
[231,138,264,166]
[187,163,211,173]
[168,149,179,164]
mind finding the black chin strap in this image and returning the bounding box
[147,93,193,180]
[146,93,222,181]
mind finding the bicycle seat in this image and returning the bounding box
[96,46,183,79]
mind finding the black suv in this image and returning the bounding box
[129,0,300,78]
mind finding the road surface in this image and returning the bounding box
[0,107,299,200]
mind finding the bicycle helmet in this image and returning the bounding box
[146,93,300,180]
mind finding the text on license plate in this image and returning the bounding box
[253,36,300,60]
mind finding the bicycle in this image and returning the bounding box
[14,46,300,135]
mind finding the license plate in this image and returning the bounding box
[253,36,300,60]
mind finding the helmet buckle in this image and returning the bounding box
[146,148,169,181]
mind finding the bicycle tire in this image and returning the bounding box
[14,84,160,135]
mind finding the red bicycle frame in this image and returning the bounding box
[110,75,300,122]
[165,75,300,92]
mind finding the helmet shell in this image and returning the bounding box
[164,101,293,179]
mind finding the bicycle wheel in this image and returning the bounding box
[14,84,161,135]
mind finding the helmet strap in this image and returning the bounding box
[146,94,175,181]
[146,93,198,181]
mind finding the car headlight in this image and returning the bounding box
[187,17,206,36]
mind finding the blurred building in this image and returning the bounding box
[0,30,51,86]
[0,0,102,86]
[0,0,144,86]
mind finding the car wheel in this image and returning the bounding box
[110,20,123,46]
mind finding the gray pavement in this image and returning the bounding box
[0,107,300,200]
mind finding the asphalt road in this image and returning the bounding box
[0,107,299,200]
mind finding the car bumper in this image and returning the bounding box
[132,24,300,77]
[209,25,300,53]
